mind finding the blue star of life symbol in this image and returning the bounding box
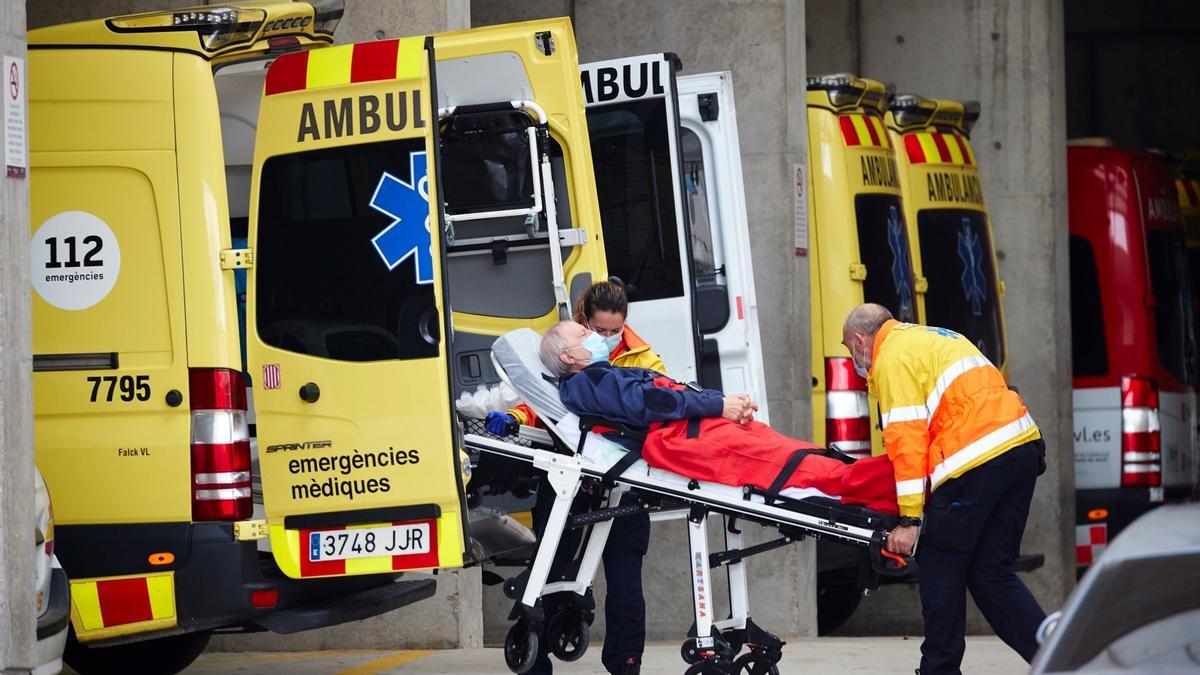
[369,151,432,285]
[886,205,914,319]
[957,217,987,316]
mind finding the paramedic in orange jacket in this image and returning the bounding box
[842,303,1046,675]
[488,281,666,433]
[488,281,664,675]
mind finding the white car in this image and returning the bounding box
[35,468,69,675]
[1031,502,1200,673]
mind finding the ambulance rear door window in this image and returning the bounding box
[587,98,683,301]
[1147,229,1198,385]
[256,138,437,362]
[917,209,1005,365]
[1069,235,1108,377]
[854,194,917,323]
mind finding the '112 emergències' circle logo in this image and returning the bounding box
[31,211,121,311]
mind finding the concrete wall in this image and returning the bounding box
[475,0,819,643]
[0,2,34,671]
[806,0,1076,635]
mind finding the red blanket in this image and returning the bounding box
[641,418,898,515]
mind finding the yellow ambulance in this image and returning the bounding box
[806,74,918,461]
[806,74,920,635]
[885,95,1008,372]
[29,3,603,671]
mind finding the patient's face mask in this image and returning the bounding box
[581,332,611,365]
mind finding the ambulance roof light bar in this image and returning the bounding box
[888,93,938,131]
[305,0,345,35]
[807,73,867,108]
[106,1,343,51]
[108,5,267,51]
[961,100,982,135]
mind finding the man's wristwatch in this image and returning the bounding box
[898,516,922,528]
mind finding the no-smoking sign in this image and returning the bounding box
[4,55,25,178]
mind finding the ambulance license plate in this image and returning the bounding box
[308,523,431,562]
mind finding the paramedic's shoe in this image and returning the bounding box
[617,656,640,675]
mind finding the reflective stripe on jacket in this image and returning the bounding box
[869,320,1039,517]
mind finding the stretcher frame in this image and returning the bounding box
[464,341,906,673]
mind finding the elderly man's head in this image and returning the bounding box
[841,303,894,377]
[539,320,603,377]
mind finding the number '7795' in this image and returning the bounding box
[87,375,150,403]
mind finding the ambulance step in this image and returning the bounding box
[254,578,437,634]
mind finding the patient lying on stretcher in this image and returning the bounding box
[539,321,899,515]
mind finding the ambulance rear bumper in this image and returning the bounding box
[56,522,437,645]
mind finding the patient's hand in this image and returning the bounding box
[722,394,757,425]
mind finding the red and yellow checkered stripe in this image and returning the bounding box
[265,37,424,96]
[901,130,976,166]
[839,114,890,148]
[1178,178,1200,209]
[71,572,176,641]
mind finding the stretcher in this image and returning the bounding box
[463,329,911,675]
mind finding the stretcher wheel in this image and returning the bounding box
[504,621,540,674]
[547,609,590,661]
[684,661,729,675]
[680,638,702,664]
[731,652,781,675]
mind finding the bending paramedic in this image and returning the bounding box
[495,281,665,675]
[842,303,1046,675]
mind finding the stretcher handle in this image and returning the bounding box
[880,548,908,569]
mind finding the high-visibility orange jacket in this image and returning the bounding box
[869,320,1039,517]
[508,324,667,427]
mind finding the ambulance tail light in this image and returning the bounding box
[1121,375,1162,489]
[826,358,871,458]
[190,368,253,521]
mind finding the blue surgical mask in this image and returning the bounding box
[852,344,870,379]
[581,333,611,364]
[601,332,622,352]
[854,359,869,380]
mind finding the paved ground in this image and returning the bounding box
[134,636,1027,674]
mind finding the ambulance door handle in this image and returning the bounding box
[299,382,320,404]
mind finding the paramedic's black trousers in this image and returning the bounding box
[530,482,650,675]
[917,440,1047,675]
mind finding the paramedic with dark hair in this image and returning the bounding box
[495,281,666,675]
[842,303,1047,675]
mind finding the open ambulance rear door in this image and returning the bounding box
[247,36,466,578]
[677,72,771,420]
[582,54,701,382]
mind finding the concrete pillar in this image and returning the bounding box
[0,3,34,673]
[476,0,818,642]
[806,0,1075,635]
